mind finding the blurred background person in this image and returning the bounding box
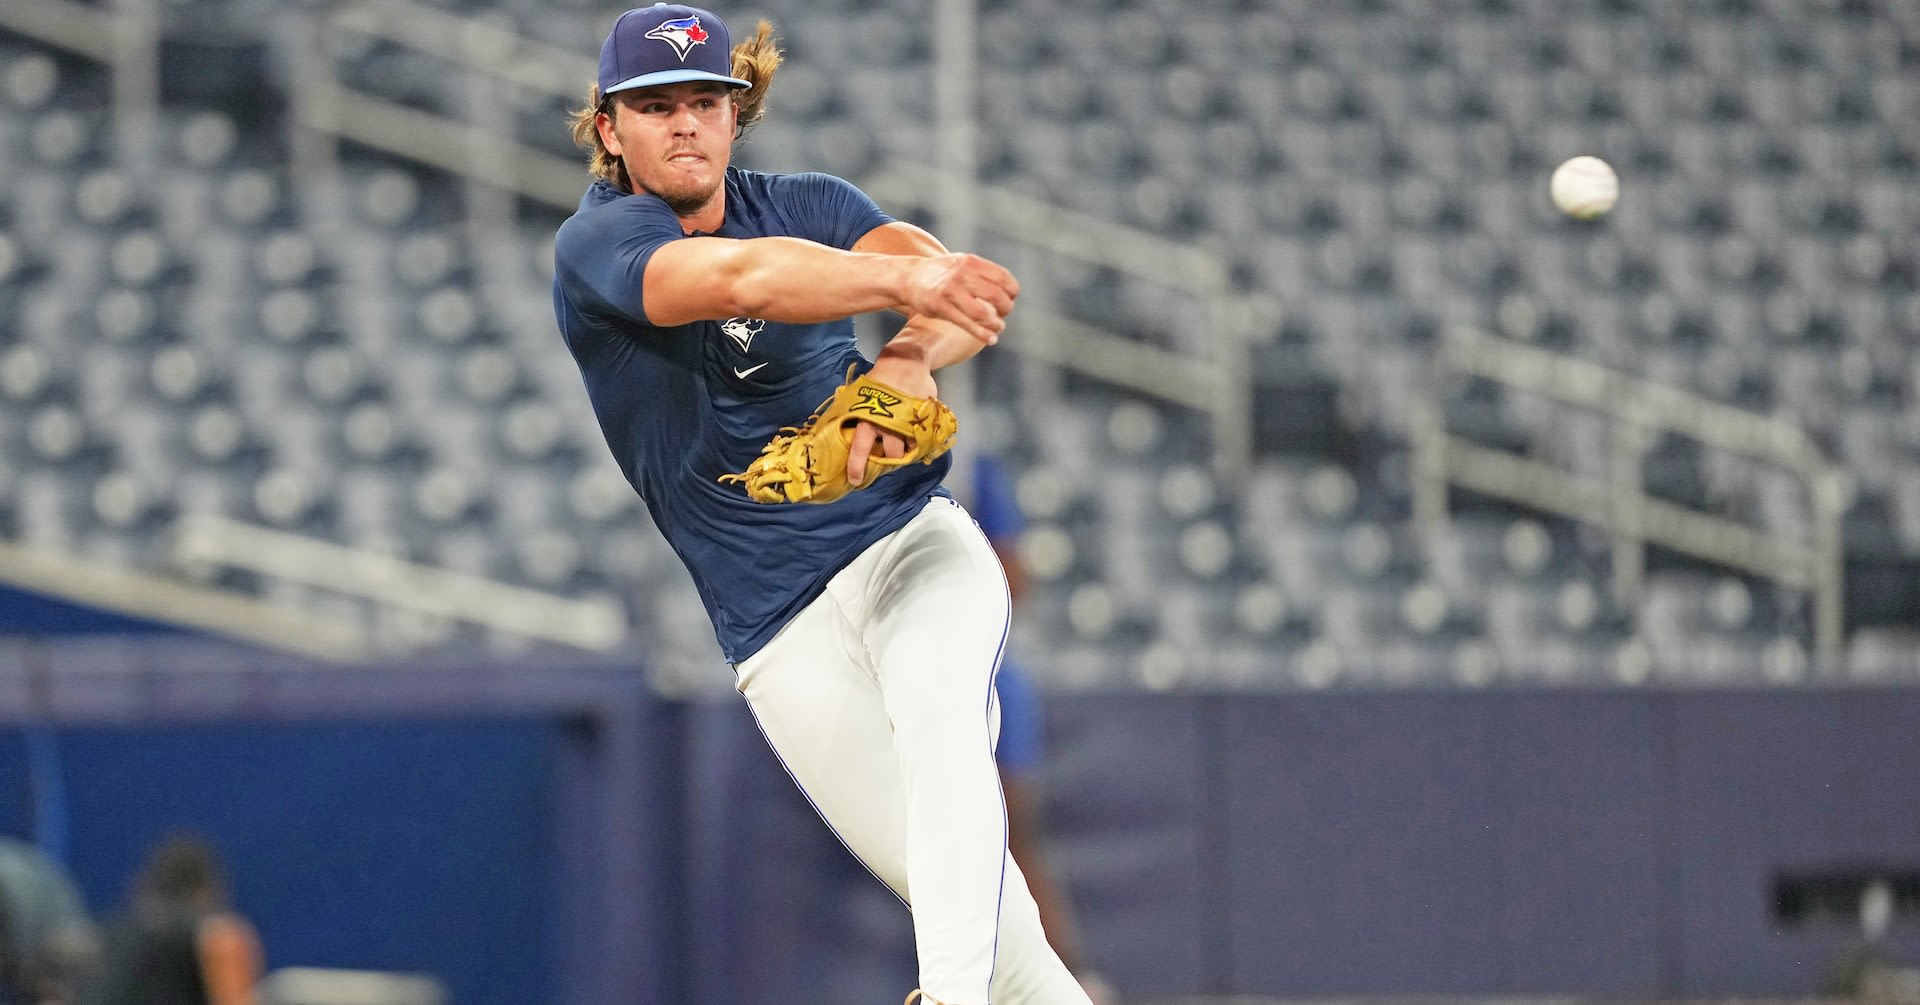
[969,451,1115,1005]
[0,836,97,1005]
[80,836,262,1005]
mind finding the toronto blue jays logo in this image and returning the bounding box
[645,14,710,60]
[721,317,764,353]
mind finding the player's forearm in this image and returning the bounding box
[642,235,918,325]
[722,237,920,321]
[878,314,987,373]
[647,224,1012,338]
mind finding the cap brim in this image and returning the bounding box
[604,68,751,93]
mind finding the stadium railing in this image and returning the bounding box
[0,536,369,659]
[295,0,1264,478]
[0,0,156,161]
[1411,327,1847,669]
[171,515,628,652]
[2,0,1858,674]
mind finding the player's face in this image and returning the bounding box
[599,82,737,218]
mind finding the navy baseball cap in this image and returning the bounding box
[598,4,751,95]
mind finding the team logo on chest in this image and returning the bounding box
[645,15,710,60]
[721,317,764,353]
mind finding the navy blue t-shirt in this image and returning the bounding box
[552,168,952,663]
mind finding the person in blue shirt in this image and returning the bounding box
[969,455,1114,1005]
[551,7,1091,1004]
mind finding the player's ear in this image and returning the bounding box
[596,107,623,158]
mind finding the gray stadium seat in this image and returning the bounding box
[0,0,1913,681]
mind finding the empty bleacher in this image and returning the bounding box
[0,0,1914,687]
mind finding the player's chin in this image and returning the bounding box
[653,173,722,211]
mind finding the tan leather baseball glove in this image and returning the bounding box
[718,367,957,504]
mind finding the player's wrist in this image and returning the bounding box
[867,352,937,400]
[875,338,931,367]
[888,314,989,372]
[884,253,931,316]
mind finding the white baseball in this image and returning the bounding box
[1549,155,1619,220]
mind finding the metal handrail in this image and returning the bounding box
[301,0,1255,474]
[0,0,1251,649]
[0,0,114,59]
[330,0,590,93]
[1411,329,1846,669]
[0,0,642,655]
[860,168,1230,299]
[0,538,370,661]
[173,516,629,652]
[0,0,158,164]
[859,166,1254,477]
[297,79,589,209]
[0,0,377,659]
[316,0,1226,287]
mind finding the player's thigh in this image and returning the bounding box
[869,501,1011,721]
[735,603,911,896]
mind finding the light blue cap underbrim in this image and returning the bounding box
[604,68,751,93]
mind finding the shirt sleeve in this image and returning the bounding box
[552,196,688,325]
[776,172,895,250]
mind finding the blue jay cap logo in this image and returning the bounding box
[645,14,709,59]
[599,3,751,95]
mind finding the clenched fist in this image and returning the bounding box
[902,253,1020,345]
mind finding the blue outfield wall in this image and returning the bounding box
[0,643,677,1005]
[3,643,1919,1005]
[0,719,559,1005]
[711,688,1920,1002]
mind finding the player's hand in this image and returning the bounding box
[903,253,1019,345]
[847,356,937,488]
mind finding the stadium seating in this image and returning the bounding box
[0,0,1915,687]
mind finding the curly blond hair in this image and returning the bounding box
[568,19,783,191]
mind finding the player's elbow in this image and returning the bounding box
[701,241,788,320]
[726,280,777,320]
[721,253,788,319]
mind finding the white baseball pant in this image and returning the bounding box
[734,497,1093,1005]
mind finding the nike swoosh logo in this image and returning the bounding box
[733,362,769,379]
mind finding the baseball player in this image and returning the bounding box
[549,6,1094,1004]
